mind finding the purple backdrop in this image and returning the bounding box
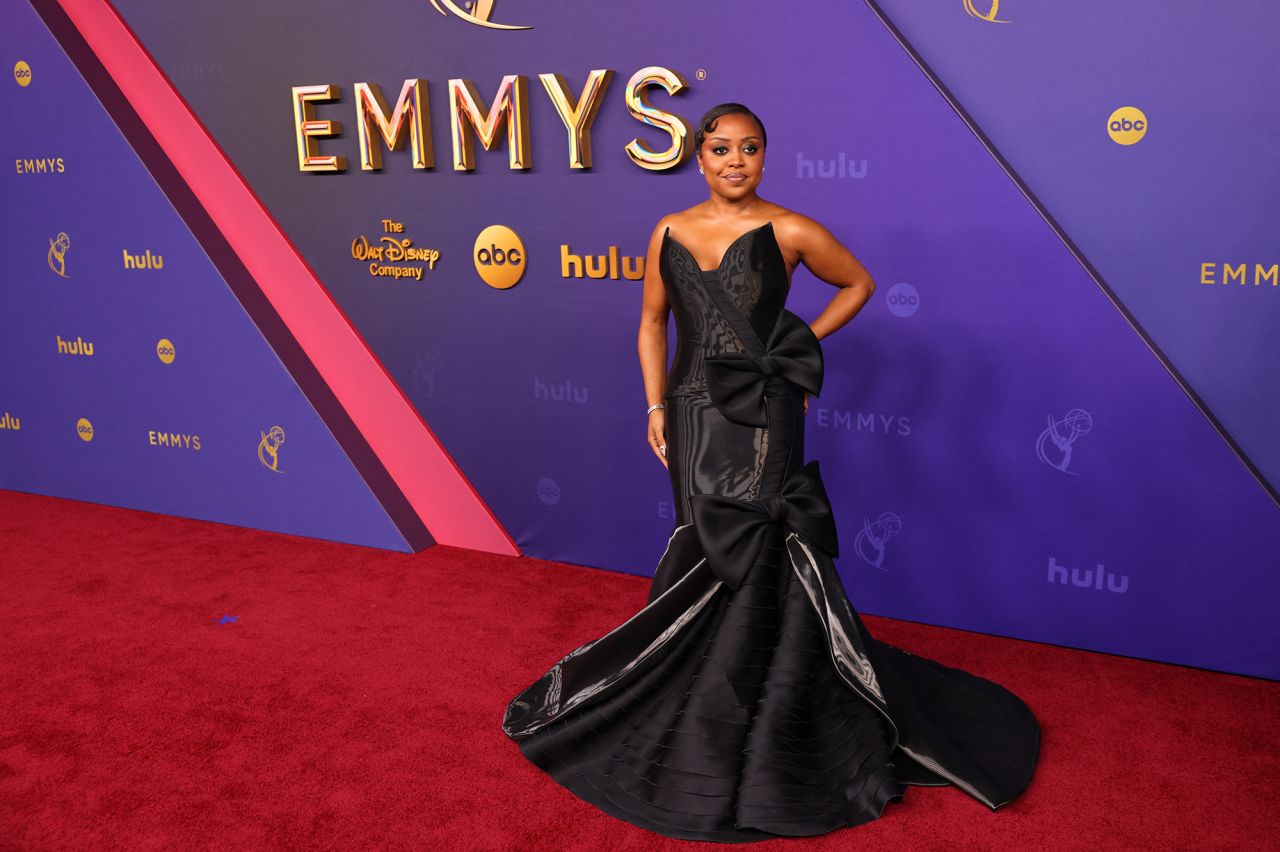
[0,2,408,550]
[6,0,1277,678]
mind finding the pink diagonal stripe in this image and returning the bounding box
[59,0,519,555]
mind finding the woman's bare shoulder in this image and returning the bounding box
[648,207,708,248]
[658,206,706,231]
[647,209,695,251]
[770,207,836,250]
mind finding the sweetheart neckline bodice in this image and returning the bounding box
[664,221,775,276]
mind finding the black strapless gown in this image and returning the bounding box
[502,221,1040,842]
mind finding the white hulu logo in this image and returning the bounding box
[1047,556,1128,594]
[796,152,867,179]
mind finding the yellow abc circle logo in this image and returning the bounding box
[156,338,176,364]
[1107,106,1147,145]
[76,417,94,442]
[473,225,526,289]
[14,61,32,87]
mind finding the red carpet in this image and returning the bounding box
[0,490,1275,850]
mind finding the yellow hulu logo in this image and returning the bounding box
[122,249,163,270]
[0,412,20,431]
[56,335,94,356]
[561,245,644,281]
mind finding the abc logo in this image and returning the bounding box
[474,225,526,290]
[886,282,920,318]
[536,476,560,505]
[14,61,31,87]
[156,338,176,365]
[1107,106,1147,145]
[76,417,94,442]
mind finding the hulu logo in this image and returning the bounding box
[534,376,588,403]
[1047,556,1129,594]
[560,245,643,280]
[0,412,20,431]
[122,249,163,270]
[796,152,867,180]
[56,335,94,356]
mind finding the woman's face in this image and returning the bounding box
[696,113,765,198]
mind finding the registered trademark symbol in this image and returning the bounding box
[695,68,707,81]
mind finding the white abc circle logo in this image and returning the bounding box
[886,282,920,318]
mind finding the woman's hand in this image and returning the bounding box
[803,392,809,416]
[648,409,668,469]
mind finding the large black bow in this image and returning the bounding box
[689,460,839,590]
[704,310,823,427]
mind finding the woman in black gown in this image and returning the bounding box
[502,103,1040,842]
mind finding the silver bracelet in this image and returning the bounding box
[646,402,665,416]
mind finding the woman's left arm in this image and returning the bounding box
[785,215,876,341]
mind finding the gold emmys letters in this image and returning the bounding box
[292,68,691,173]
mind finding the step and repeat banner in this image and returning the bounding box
[0,2,410,550]
[2,0,1276,678]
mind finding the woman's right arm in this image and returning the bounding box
[638,219,672,468]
